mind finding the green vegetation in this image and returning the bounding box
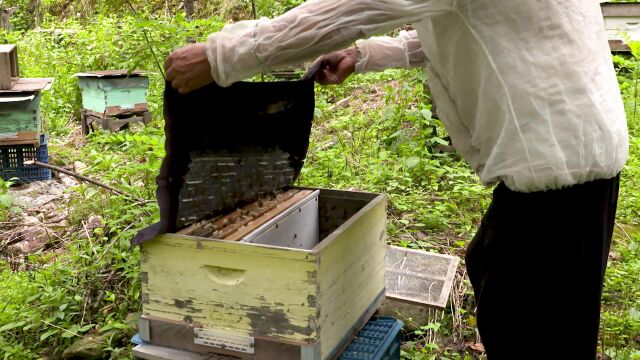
[0,178,19,219]
[0,2,638,359]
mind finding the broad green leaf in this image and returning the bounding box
[387,130,403,139]
[0,321,26,332]
[434,137,449,145]
[40,329,58,341]
[61,324,79,338]
[405,156,420,169]
[79,324,94,332]
[0,194,13,208]
[420,109,432,121]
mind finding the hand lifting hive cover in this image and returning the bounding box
[132,70,317,245]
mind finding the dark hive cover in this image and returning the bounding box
[132,72,316,245]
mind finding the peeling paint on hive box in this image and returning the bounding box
[142,233,320,341]
[0,92,41,143]
[141,189,387,360]
[77,76,148,113]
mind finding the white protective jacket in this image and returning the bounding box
[205,0,629,193]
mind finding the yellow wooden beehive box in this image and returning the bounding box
[140,188,387,360]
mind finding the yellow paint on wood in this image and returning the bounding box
[142,235,318,342]
[315,195,387,359]
[141,189,388,359]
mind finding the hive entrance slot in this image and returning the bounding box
[203,265,246,285]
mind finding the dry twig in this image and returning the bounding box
[24,160,150,203]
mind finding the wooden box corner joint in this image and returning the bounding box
[0,44,19,90]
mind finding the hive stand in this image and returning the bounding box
[80,107,151,135]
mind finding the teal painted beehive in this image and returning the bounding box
[0,92,41,145]
[0,78,53,145]
[75,70,149,115]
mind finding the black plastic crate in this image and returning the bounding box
[0,135,51,183]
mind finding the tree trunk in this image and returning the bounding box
[184,0,194,20]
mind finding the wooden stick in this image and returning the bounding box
[23,160,149,203]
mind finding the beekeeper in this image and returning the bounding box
[164,1,628,358]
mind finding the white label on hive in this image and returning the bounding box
[193,328,255,354]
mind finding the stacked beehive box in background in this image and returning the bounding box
[0,45,54,182]
[0,44,19,90]
[0,91,41,145]
[74,70,151,134]
[601,2,640,52]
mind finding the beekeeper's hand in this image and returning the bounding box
[165,43,214,94]
[313,48,357,85]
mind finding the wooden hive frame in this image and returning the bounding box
[176,189,314,241]
[0,44,19,90]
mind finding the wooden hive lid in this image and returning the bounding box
[131,64,321,245]
[601,2,640,17]
[0,93,36,103]
[72,69,149,78]
[0,44,16,53]
[0,78,53,94]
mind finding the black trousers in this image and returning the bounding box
[465,175,620,360]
